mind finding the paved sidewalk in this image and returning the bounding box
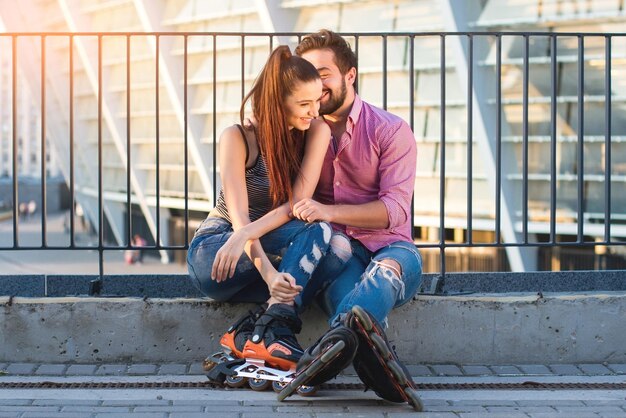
[1,362,626,417]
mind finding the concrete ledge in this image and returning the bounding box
[3,270,626,297]
[2,292,625,364]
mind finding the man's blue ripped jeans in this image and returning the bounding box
[186,216,332,308]
[312,233,423,327]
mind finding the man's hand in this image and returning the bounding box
[292,198,333,223]
[243,115,258,130]
[267,272,302,303]
[211,229,249,282]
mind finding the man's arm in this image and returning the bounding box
[292,198,389,229]
[293,120,416,230]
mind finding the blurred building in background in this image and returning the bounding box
[0,0,625,271]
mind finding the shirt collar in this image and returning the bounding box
[346,94,363,135]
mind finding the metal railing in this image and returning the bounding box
[0,31,624,290]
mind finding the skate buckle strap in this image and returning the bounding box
[228,310,254,333]
[251,308,302,342]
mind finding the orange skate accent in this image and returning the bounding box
[267,343,292,357]
[220,332,245,358]
[242,340,296,371]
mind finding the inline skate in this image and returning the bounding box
[206,303,317,395]
[347,305,423,411]
[202,304,265,372]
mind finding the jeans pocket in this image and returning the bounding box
[194,217,231,238]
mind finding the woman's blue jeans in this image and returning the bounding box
[187,216,332,309]
[312,234,423,327]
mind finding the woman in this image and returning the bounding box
[187,45,331,372]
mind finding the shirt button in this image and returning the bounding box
[335,181,341,186]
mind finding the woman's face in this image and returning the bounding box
[285,78,323,131]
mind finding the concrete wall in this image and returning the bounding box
[2,292,625,365]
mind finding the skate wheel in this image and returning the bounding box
[320,340,345,363]
[248,378,271,391]
[370,333,391,358]
[296,385,317,396]
[352,305,373,331]
[272,380,288,393]
[386,359,407,386]
[278,372,309,401]
[202,358,217,372]
[225,374,247,388]
[405,387,424,412]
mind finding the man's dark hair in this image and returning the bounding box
[295,29,357,75]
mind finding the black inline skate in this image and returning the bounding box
[277,316,359,401]
[347,305,423,411]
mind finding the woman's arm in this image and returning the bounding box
[211,126,276,285]
[239,119,331,240]
[212,121,330,285]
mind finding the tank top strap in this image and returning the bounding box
[235,124,250,166]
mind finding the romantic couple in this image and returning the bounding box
[187,29,423,409]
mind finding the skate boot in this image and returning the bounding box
[204,305,265,381]
[243,303,303,368]
[220,304,267,358]
[215,303,307,392]
[277,321,358,401]
[347,305,424,411]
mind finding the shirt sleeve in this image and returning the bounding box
[377,120,417,230]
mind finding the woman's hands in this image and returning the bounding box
[266,271,303,303]
[211,229,249,282]
[211,228,302,304]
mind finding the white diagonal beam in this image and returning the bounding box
[441,0,537,271]
[57,0,169,261]
[0,3,107,242]
[255,0,300,46]
[132,0,215,203]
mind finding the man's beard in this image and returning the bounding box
[319,78,347,116]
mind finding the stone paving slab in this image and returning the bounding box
[1,363,626,416]
[5,362,626,377]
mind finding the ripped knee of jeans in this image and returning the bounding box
[319,222,332,245]
[329,233,352,263]
[299,241,324,274]
[374,258,402,277]
[365,260,405,300]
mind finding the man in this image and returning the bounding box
[285,30,423,409]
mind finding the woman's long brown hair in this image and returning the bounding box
[240,45,320,208]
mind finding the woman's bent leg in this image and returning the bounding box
[259,220,332,308]
[187,217,268,303]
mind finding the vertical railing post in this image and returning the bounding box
[184,34,189,247]
[92,34,104,295]
[409,35,415,241]
[439,34,446,277]
[495,34,502,245]
[126,35,132,246]
[155,34,161,249]
[212,34,217,204]
[466,34,473,245]
[354,35,359,94]
[604,35,612,243]
[577,35,584,243]
[382,35,387,111]
[12,35,19,248]
[241,35,245,100]
[522,34,529,244]
[69,35,75,248]
[550,34,558,244]
[41,35,47,248]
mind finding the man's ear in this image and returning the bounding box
[345,67,357,86]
